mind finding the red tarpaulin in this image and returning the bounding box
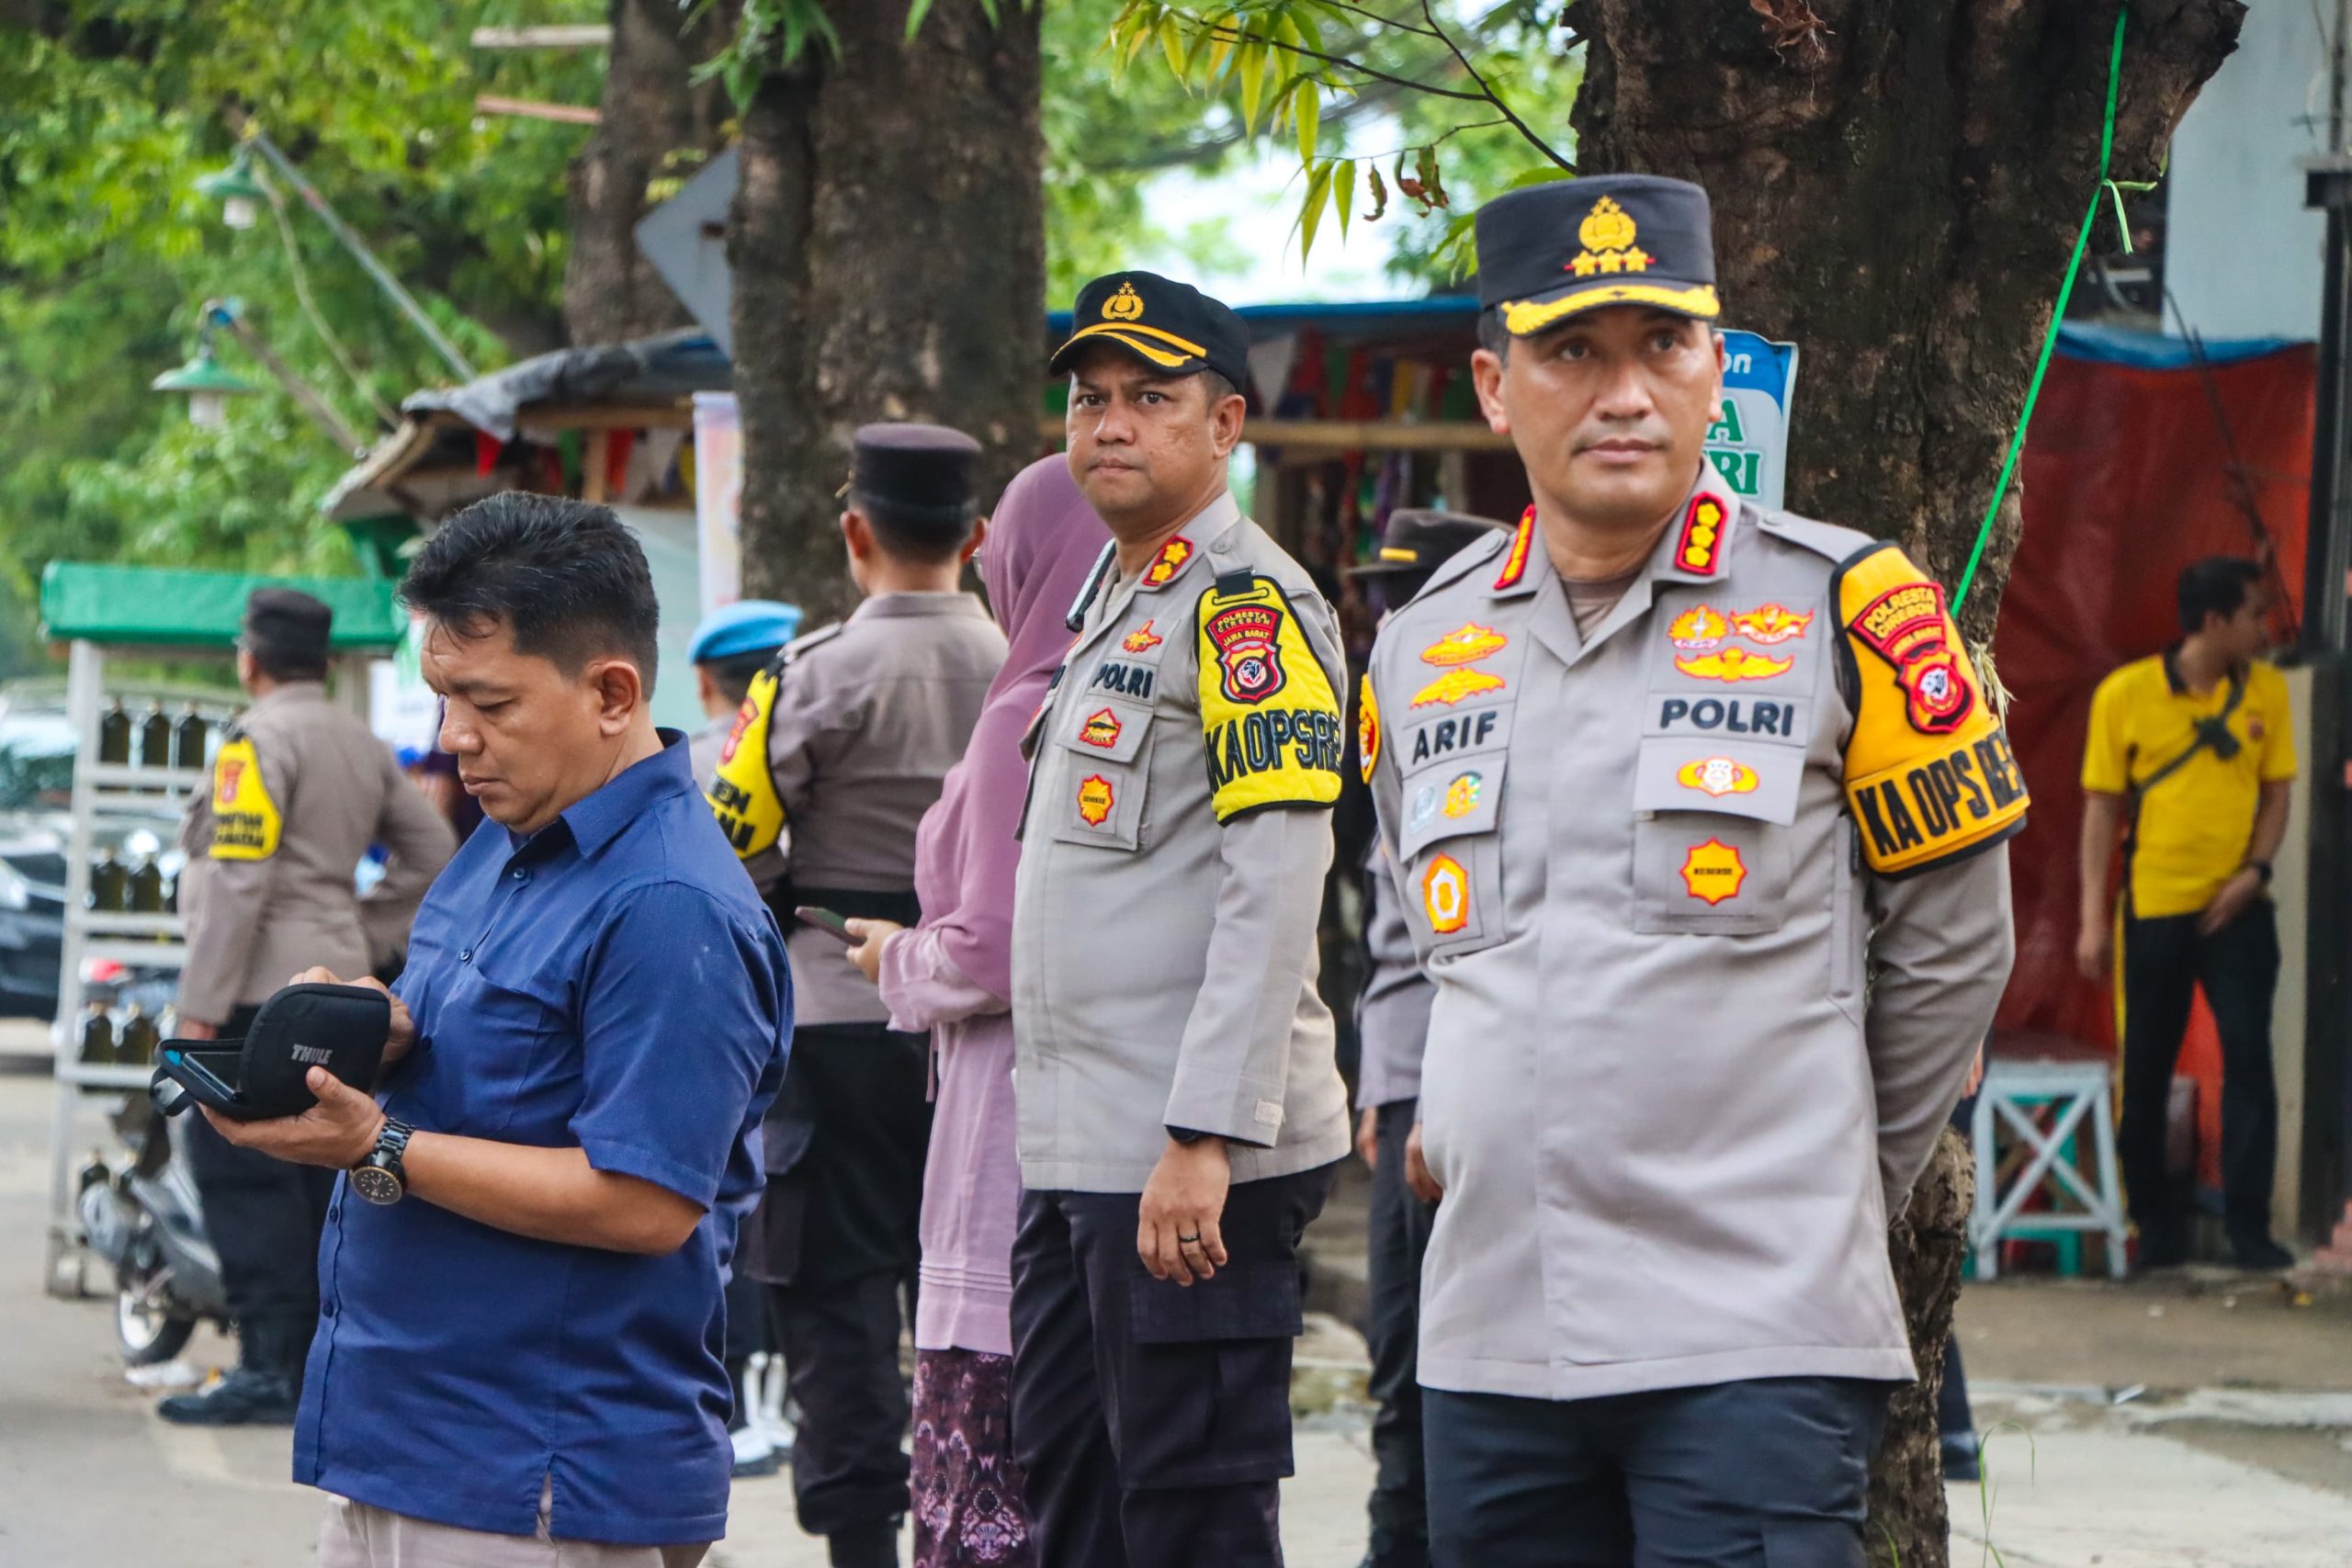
[1989,333,2316,1171]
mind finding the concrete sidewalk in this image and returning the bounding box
[8,1042,2352,1565]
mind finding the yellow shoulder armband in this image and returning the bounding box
[1197,573,1344,822]
[1838,546,2029,877]
[707,660,788,859]
[209,737,282,861]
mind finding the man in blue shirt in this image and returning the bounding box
[201,493,790,1566]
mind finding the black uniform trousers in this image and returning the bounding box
[752,1021,933,1540]
[1009,1160,1336,1568]
[1365,1099,1437,1568]
[177,1003,335,1370]
[2117,899,2281,1253]
[1424,1377,1891,1568]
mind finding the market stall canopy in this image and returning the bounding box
[40,563,405,650]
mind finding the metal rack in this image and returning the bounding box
[42,640,210,1297]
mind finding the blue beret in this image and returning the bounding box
[689,600,803,665]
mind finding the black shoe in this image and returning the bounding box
[1941,1433,1982,1483]
[157,1365,299,1426]
[2231,1235,2294,1270]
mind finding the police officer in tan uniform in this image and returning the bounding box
[1361,177,2025,1564]
[707,425,1005,1568]
[163,589,456,1425]
[1009,272,1352,1568]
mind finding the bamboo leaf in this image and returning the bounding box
[1504,165,1575,190]
[1158,13,1190,80]
[1332,155,1352,237]
[1238,39,1266,130]
[1300,158,1332,263]
[1294,79,1319,164]
[905,0,935,43]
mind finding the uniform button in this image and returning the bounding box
[511,868,526,881]
[459,949,472,964]
[321,1300,336,1317]
[328,1205,340,1223]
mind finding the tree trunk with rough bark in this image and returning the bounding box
[1570,3,2243,1561]
[563,0,735,344]
[728,1,1046,620]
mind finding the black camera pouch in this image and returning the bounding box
[151,982,390,1122]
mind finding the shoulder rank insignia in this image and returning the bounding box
[1492,508,1536,592]
[1122,619,1164,653]
[1420,624,1509,667]
[1196,573,1343,822]
[1732,603,1814,645]
[1673,647,1792,682]
[207,737,281,862]
[1673,494,1729,576]
[1411,669,1507,708]
[1143,536,1194,589]
[1836,544,2030,878]
[1357,671,1381,784]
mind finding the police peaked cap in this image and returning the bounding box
[1476,174,1721,335]
[850,423,985,525]
[1050,271,1253,396]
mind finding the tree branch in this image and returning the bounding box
[1189,15,1496,102]
[1420,0,1573,169]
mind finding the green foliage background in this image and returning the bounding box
[0,0,1578,681]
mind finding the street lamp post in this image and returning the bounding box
[151,299,368,455]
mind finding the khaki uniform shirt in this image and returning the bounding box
[1362,470,2026,1401]
[707,592,1005,1027]
[176,682,457,1024]
[1011,492,1353,1192]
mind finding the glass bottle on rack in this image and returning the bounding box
[117,1005,159,1066]
[87,850,127,913]
[128,855,164,915]
[173,703,209,772]
[139,701,172,769]
[98,698,131,765]
[79,1005,115,1066]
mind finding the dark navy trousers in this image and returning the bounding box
[1424,1376,1892,1568]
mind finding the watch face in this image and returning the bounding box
[351,1165,403,1206]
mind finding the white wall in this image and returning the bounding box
[2166,3,2331,343]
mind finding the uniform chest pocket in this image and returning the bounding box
[1630,739,1800,935]
[1046,698,1157,852]
[1397,752,1509,959]
[436,958,571,1136]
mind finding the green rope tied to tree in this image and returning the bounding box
[1953,8,2130,615]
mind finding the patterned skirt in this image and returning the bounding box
[911,1348,1035,1568]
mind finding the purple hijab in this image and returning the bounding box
[910,456,1110,1000]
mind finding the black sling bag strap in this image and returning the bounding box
[2119,668,2245,918]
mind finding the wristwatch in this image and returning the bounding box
[2248,859,2274,885]
[350,1117,414,1206]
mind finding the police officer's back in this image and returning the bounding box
[163,589,456,1426]
[707,424,1005,1568]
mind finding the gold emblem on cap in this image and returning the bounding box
[1568,196,1654,278]
[1102,281,1146,321]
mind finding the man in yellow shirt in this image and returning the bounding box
[2077,557,2296,1270]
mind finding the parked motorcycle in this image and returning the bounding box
[77,1094,227,1365]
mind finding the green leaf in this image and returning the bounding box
[1294,79,1319,163]
[1299,158,1332,262]
[1366,164,1387,222]
[1238,39,1266,130]
[1332,154,1352,236]
[1159,14,1189,80]
[1504,165,1576,190]
[905,0,937,42]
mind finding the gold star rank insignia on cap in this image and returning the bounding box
[1568,196,1654,278]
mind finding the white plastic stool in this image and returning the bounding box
[1969,1059,2128,1280]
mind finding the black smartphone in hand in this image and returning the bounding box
[793,906,860,945]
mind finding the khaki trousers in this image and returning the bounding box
[316,1488,710,1568]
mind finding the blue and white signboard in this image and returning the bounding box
[1708,330,1799,511]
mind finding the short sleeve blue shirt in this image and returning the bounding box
[294,733,790,1546]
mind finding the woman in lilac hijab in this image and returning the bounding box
[846,455,1109,1568]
